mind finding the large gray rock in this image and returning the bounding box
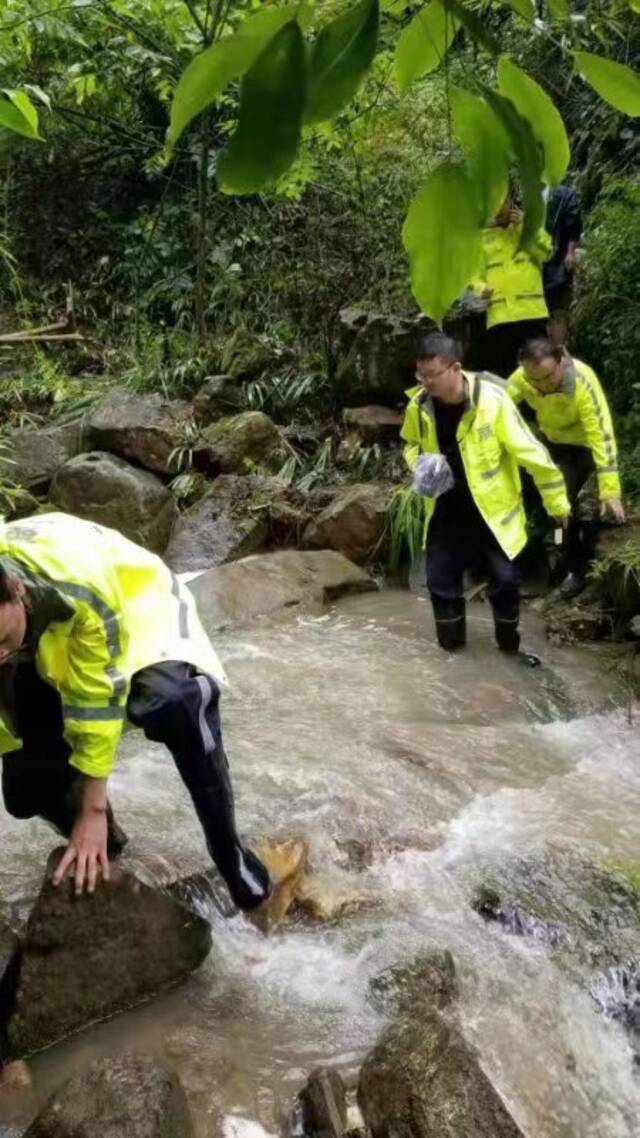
[4,849,211,1058]
[359,1013,525,1138]
[335,308,435,405]
[303,483,391,564]
[23,1053,194,1138]
[165,474,270,573]
[0,421,83,490]
[369,951,459,1018]
[49,452,178,554]
[189,549,377,632]
[193,375,243,423]
[472,847,640,1049]
[197,411,283,474]
[87,387,192,474]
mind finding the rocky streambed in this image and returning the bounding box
[0,577,639,1137]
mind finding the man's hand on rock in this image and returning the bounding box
[53,808,110,895]
[53,775,111,895]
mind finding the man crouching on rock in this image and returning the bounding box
[0,512,272,909]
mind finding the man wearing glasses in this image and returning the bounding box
[401,333,569,662]
[0,512,273,908]
[508,338,624,598]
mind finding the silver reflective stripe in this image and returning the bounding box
[106,664,127,695]
[501,500,522,526]
[238,850,264,899]
[597,464,618,474]
[539,478,565,490]
[481,465,500,480]
[56,581,127,697]
[195,674,216,755]
[171,574,189,639]
[62,705,125,722]
[582,376,615,464]
[57,582,121,656]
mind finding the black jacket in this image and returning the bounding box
[543,185,583,292]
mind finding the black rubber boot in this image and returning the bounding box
[432,596,466,651]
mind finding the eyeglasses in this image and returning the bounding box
[415,363,451,384]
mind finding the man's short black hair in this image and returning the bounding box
[0,562,19,605]
[519,338,564,365]
[416,332,461,365]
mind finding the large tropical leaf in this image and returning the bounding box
[573,51,640,117]
[166,5,300,150]
[482,87,545,253]
[498,56,569,185]
[217,22,306,195]
[403,162,483,324]
[305,0,379,122]
[395,0,458,92]
[451,88,509,223]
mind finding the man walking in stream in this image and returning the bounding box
[401,333,570,662]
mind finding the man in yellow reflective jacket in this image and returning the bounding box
[0,513,271,906]
[508,338,625,597]
[472,195,552,377]
[401,334,570,660]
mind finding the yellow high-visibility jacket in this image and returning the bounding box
[470,223,552,329]
[0,513,226,777]
[400,372,570,559]
[507,357,621,500]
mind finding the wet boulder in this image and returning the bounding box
[165,474,271,573]
[0,421,83,491]
[23,1052,194,1138]
[87,387,192,475]
[49,452,178,554]
[298,1068,348,1138]
[4,849,211,1058]
[342,406,403,446]
[303,484,391,565]
[196,411,283,474]
[188,549,377,632]
[471,847,640,1050]
[369,951,458,1017]
[192,375,243,423]
[358,1012,524,1138]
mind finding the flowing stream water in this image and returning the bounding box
[1,587,640,1137]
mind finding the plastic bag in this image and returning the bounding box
[412,453,455,498]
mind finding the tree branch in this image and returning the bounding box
[182,0,207,38]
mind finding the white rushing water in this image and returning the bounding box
[1,588,640,1137]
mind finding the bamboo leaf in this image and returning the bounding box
[217,22,306,195]
[440,0,499,54]
[498,55,569,185]
[0,90,40,140]
[501,0,535,21]
[403,162,483,324]
[573,51,640,117]
[305,0,379,122]
[395,0,458,92]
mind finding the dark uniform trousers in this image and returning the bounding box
[1,661,270,912]
[426,510,520,652]
[547,442,598,576]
